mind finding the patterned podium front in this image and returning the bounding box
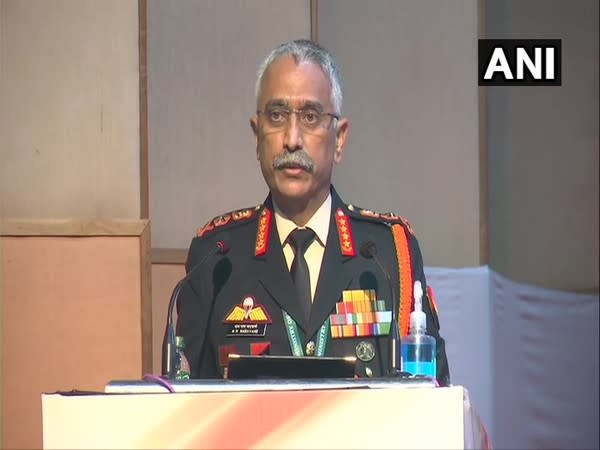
[42,382,489,449]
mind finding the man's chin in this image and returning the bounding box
[271,179,313,202]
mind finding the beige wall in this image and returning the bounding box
[487,0,599,292]
[0,0,140,219]
[319,0,481,268]
[148,0,311,250]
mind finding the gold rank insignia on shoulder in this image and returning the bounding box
[197,219,215,238]
[346,204,416,237]
[232,208,254,221]
[213,214,231,227]
[223,296,272,337]
[359,208,381,219]
[196,205,259,238]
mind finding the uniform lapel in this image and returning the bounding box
[254,198,309,332]
[306,189,356,340]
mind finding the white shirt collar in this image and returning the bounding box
[273,193,332,247]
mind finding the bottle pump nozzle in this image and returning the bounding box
[410,280,426,334]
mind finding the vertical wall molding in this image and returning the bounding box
[139,0,149,219]
[310,0,319,42]
[478,0,489,265]
[139,221,153,373]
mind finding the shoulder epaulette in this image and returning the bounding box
[197,204,262,238]
[344,203,416,236]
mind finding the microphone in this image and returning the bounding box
[359,240,403,376]
[161,237,229,378]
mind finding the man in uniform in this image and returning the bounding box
[176,39,450,386]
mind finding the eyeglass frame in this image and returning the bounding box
[256,104,340,133]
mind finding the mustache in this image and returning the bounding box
[273,151,314,172]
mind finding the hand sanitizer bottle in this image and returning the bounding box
[401,281,437,378]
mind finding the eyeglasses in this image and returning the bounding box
[257,106,339,134]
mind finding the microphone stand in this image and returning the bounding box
[162,281,186,379]
[360,241,406,377]
[161,239,228,378]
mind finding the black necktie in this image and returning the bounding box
[289,228,316,321]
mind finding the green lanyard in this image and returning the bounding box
[282,311,330,356]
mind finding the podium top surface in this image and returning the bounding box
[104,376,437,394]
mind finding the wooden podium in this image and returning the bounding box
[42,380,489,449]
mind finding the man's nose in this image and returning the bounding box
[283,114,303,151]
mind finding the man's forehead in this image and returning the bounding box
[258,57,332,105]
[264,98,324,110]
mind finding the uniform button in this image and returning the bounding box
[305,340,315,356]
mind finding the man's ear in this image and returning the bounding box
[250,115,259,158]
[334,118,349,163]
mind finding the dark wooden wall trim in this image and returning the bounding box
[310,0,319,42]
[151,248,187,265]
[139,0,149,219]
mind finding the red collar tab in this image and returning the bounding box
[254,207,272,256]
[335,208,356,257]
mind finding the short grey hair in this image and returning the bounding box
[255,39,343,115]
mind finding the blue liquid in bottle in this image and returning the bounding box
[401,333,436,378]
[401,280,437,379]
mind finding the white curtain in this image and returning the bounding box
[425,266,599,450]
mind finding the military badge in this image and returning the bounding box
[355,341,375,362]
[223,296,272,337]
[330,289,392,338]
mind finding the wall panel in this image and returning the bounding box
[148,0,311,249]
[318,0,481,268]
[1,221,151,449]
[487,0,599,291]
[0,0,140,219]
